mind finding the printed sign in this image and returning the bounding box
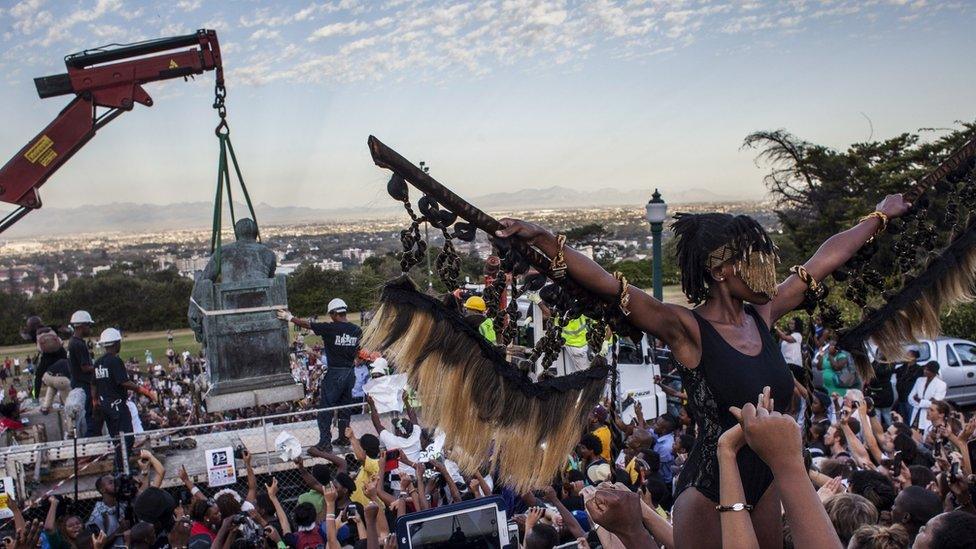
[205,447,237,487]
[0,477,15,519]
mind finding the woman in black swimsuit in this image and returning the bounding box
[497,193,909,548]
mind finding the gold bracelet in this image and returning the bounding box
[551,234,568,279]
[859,211,889,235]
[789,265,819,291]
[614,272,631,316]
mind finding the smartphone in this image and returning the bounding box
[951,461,961,479]
[891,451,903,471]
[347,504,358,518]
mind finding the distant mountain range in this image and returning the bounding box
[0,186,757,238]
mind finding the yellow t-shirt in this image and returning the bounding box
[593,425,612,462]
[351,456,379,507]
[624,457,639,484]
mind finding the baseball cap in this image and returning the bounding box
[328,298,348,313]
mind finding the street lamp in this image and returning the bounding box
[645,189,667,302]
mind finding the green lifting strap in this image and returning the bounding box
[210,132,259,280]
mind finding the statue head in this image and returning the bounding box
[234,218,258,242]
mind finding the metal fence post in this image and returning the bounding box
[262,417,272,474]
[120,432,130,476]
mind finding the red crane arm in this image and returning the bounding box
[0,29,222,232]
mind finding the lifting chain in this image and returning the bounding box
[213,81,228,136]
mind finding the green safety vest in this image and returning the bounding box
[479,318,497,344]
[562,316,589,347]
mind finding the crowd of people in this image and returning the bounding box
[2,190,976,548]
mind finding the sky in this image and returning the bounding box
[0,0,974,216]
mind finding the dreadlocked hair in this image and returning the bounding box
[673,213,778,304]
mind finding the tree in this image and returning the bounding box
[744,122,976,258]
[747,120,976,336]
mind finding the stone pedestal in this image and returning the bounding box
[195,275,303,412]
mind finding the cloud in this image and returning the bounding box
[37,0,122,46]
[176,0,202,12]
[249,28,281,41]
[307,20,369,41]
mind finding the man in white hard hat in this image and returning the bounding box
[67,310,98,437]
[91,328,155,467]
[278,297,361,450]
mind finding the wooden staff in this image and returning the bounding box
[367,135,628,326]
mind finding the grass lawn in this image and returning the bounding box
[0,290,687,367]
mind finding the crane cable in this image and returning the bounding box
[210,79,258,280]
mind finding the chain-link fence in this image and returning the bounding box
[0,402,374,534]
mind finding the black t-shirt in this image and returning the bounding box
[67,336,93,389]
[311,321,362,369]
[93,354,128,403]
[895,362,922,403]
[866,362,896,408]
[47,358,70,377]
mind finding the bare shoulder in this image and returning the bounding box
[661,303,702,369]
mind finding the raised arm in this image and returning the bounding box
[495,219,695,349]
[44,497,59,533]
[242,451,257,504]
[856,405,883,465]
[293,457,324,492]
[366,395,384,436]
[266,478,291,535]
[140,450,166,489]
[717,425,760,549]
[179,465,206,502]
[766,194,910,323]
[346,427,366,462]
[541,486,586,539]
[307,447,348,472]
[732,402,843,549]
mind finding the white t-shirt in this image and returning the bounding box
[781,332,803,366]
[379,425,422,477]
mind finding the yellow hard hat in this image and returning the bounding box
[464,296,487,312]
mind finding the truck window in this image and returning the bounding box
[905,344,930,362]
[951,343,976,366]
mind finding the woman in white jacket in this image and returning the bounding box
[908,362,947,431]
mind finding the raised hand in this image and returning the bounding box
[817,476,844,503]
[525,506,545,531]
[323,484,337,504]
[875,194,912,220]
[729,397,803,474]
[494,218,550,244]
[266,477,279,499]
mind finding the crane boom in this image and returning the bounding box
[0,29,223,234]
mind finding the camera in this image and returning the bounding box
[115,473,139,501]
[233,445,247,460]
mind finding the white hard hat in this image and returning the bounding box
[369,357,388,375]
[97,328,122,346]
[70,310,94,324]
[327,298,348,313]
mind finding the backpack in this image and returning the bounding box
[294,528,326,549]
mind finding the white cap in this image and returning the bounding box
[70,310,94,324]
[369,357,388,375]
[97,328,122,346]
[327,298,348,313]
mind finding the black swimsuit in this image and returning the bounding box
[674,305,795,504]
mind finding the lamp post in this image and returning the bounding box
[645,189,667,302]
